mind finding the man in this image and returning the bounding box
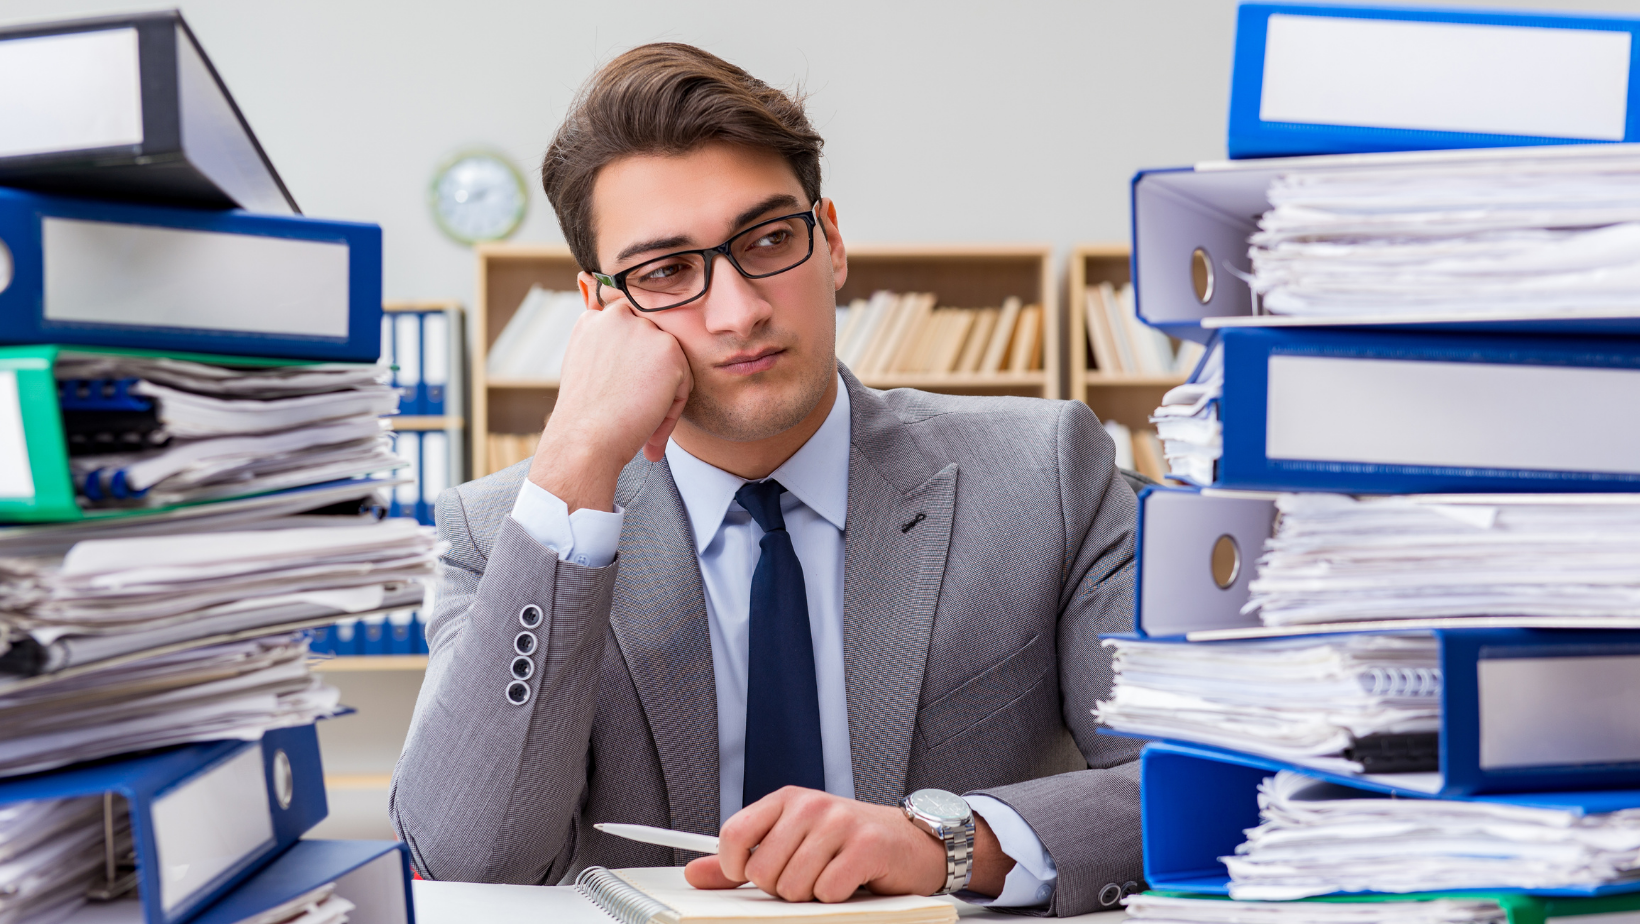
[390,42,1144,916]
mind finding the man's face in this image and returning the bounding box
[584,143,846,443]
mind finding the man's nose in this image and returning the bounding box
[699,253,774,339]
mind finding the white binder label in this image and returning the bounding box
[152,745,274,912]
[0,28,144,158]
[1478,655,1640,769]
[0,371,35,500]
[1266,355,1640,475]
[1261,14,1631,141]
[42,218,350,339]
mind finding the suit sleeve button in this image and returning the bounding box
[1099,883,1122,907]
[519,604,543,628]
[506,680,531,705]
[511,656,535,680]
[514,631,537,655]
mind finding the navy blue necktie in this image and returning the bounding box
[736,479,825,806]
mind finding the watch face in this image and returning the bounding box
[910,789,970,822]
[429,151,527,245]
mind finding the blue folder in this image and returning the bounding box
[1129,158,1640,343]
[1141,740,1640,896]
[1215,326,1640,494]
[0,723,326,924]
[1108,628,1640,795]
[1133,485,1273,639]
[0,187,381,362]
[1229,4,1640,160]
[190,840,415,924]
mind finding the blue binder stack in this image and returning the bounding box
[0,11,420,923]
[1113,5,1640,921]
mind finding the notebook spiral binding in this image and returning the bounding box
[1358,666,1442,698]
[574,867,682,924]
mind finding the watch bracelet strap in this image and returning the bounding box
[936,818,976,895]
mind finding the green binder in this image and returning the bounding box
[1147,890,1640,924]
[0,344,377,524]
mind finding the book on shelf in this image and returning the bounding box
[1085,283,1203,377]
[486,432,541,474]
[1104,419,1167,482]
[835,291,1042,377]
[485,286,585,382]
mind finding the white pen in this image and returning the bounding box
[595,823,722,855]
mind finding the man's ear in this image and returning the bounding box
[577,272,606,310]
[820,198,847,292]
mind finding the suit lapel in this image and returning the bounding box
[840,370,957,806]
[607,457,720,839]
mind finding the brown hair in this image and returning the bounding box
[541,43,824,272]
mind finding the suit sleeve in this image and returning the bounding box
[968,400,1148,916]
[389,483,619,885]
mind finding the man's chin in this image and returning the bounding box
[684,371,831,444]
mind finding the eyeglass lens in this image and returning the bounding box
[622,215,812,310]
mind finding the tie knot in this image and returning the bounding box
[735,479,788,533]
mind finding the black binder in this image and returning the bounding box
[0,10,297,214]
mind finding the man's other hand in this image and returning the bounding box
[683,787,1007,903]
[527,295,691,513]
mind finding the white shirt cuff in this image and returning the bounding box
[964,794,1057,908]
[510,479,622,568]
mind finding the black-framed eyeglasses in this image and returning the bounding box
[591,205,819,312]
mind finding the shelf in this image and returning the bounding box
[859,371,1047,390]
[486,378,561,389]
[325,773,394,789]
[312,655,429,672]
[390,416,465,430]
[1084,374,1188,388]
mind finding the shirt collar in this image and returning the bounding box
[665,375,851,554]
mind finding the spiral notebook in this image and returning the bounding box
[574,867,957,924]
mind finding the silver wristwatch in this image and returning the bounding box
[902,788,975,896]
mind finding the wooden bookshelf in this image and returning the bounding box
[472,244,580,476]
[1068,244,1187,432]
[838,244,1059,398]
[471,242,1060,476]
[312,655,429,672]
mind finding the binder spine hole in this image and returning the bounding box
[1191,247,1215,304]
[1210,533,1241,589]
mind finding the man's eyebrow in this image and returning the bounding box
[610,193,805,268]
[729,193,803,232]
[615,234,693,266]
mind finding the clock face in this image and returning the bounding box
[430,152,527,245]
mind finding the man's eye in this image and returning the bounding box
[750,229,791,249]
[637,262,688,283]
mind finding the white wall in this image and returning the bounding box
[6,0,1640,307]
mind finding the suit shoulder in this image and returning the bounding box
[875,387,1083,438]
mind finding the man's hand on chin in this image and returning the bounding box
[683,787,1007,903]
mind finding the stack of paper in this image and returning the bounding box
[57,352,400,509]
[1094,634,1440,774]
[1123,893,1507,924]
[1150,343,1223,485]
[1248,494,1640,627]
[1249,158,1640,319]
[1226,771,1640,899]
[0,794,131,924]
[0,633,337,777]
[484,286,586,380]
[0,519,436,674]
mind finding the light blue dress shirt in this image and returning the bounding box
[508,376,1056,906]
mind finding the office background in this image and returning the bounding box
[4,0,1637,312]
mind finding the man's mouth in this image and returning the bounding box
[717,347,784,375]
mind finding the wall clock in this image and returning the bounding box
[429,150,527,245]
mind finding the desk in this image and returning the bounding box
[412,879,1129,923]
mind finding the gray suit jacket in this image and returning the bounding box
[390,367,1146,916]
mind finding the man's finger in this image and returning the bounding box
[716,791,788,881]
[683,855,744,890]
